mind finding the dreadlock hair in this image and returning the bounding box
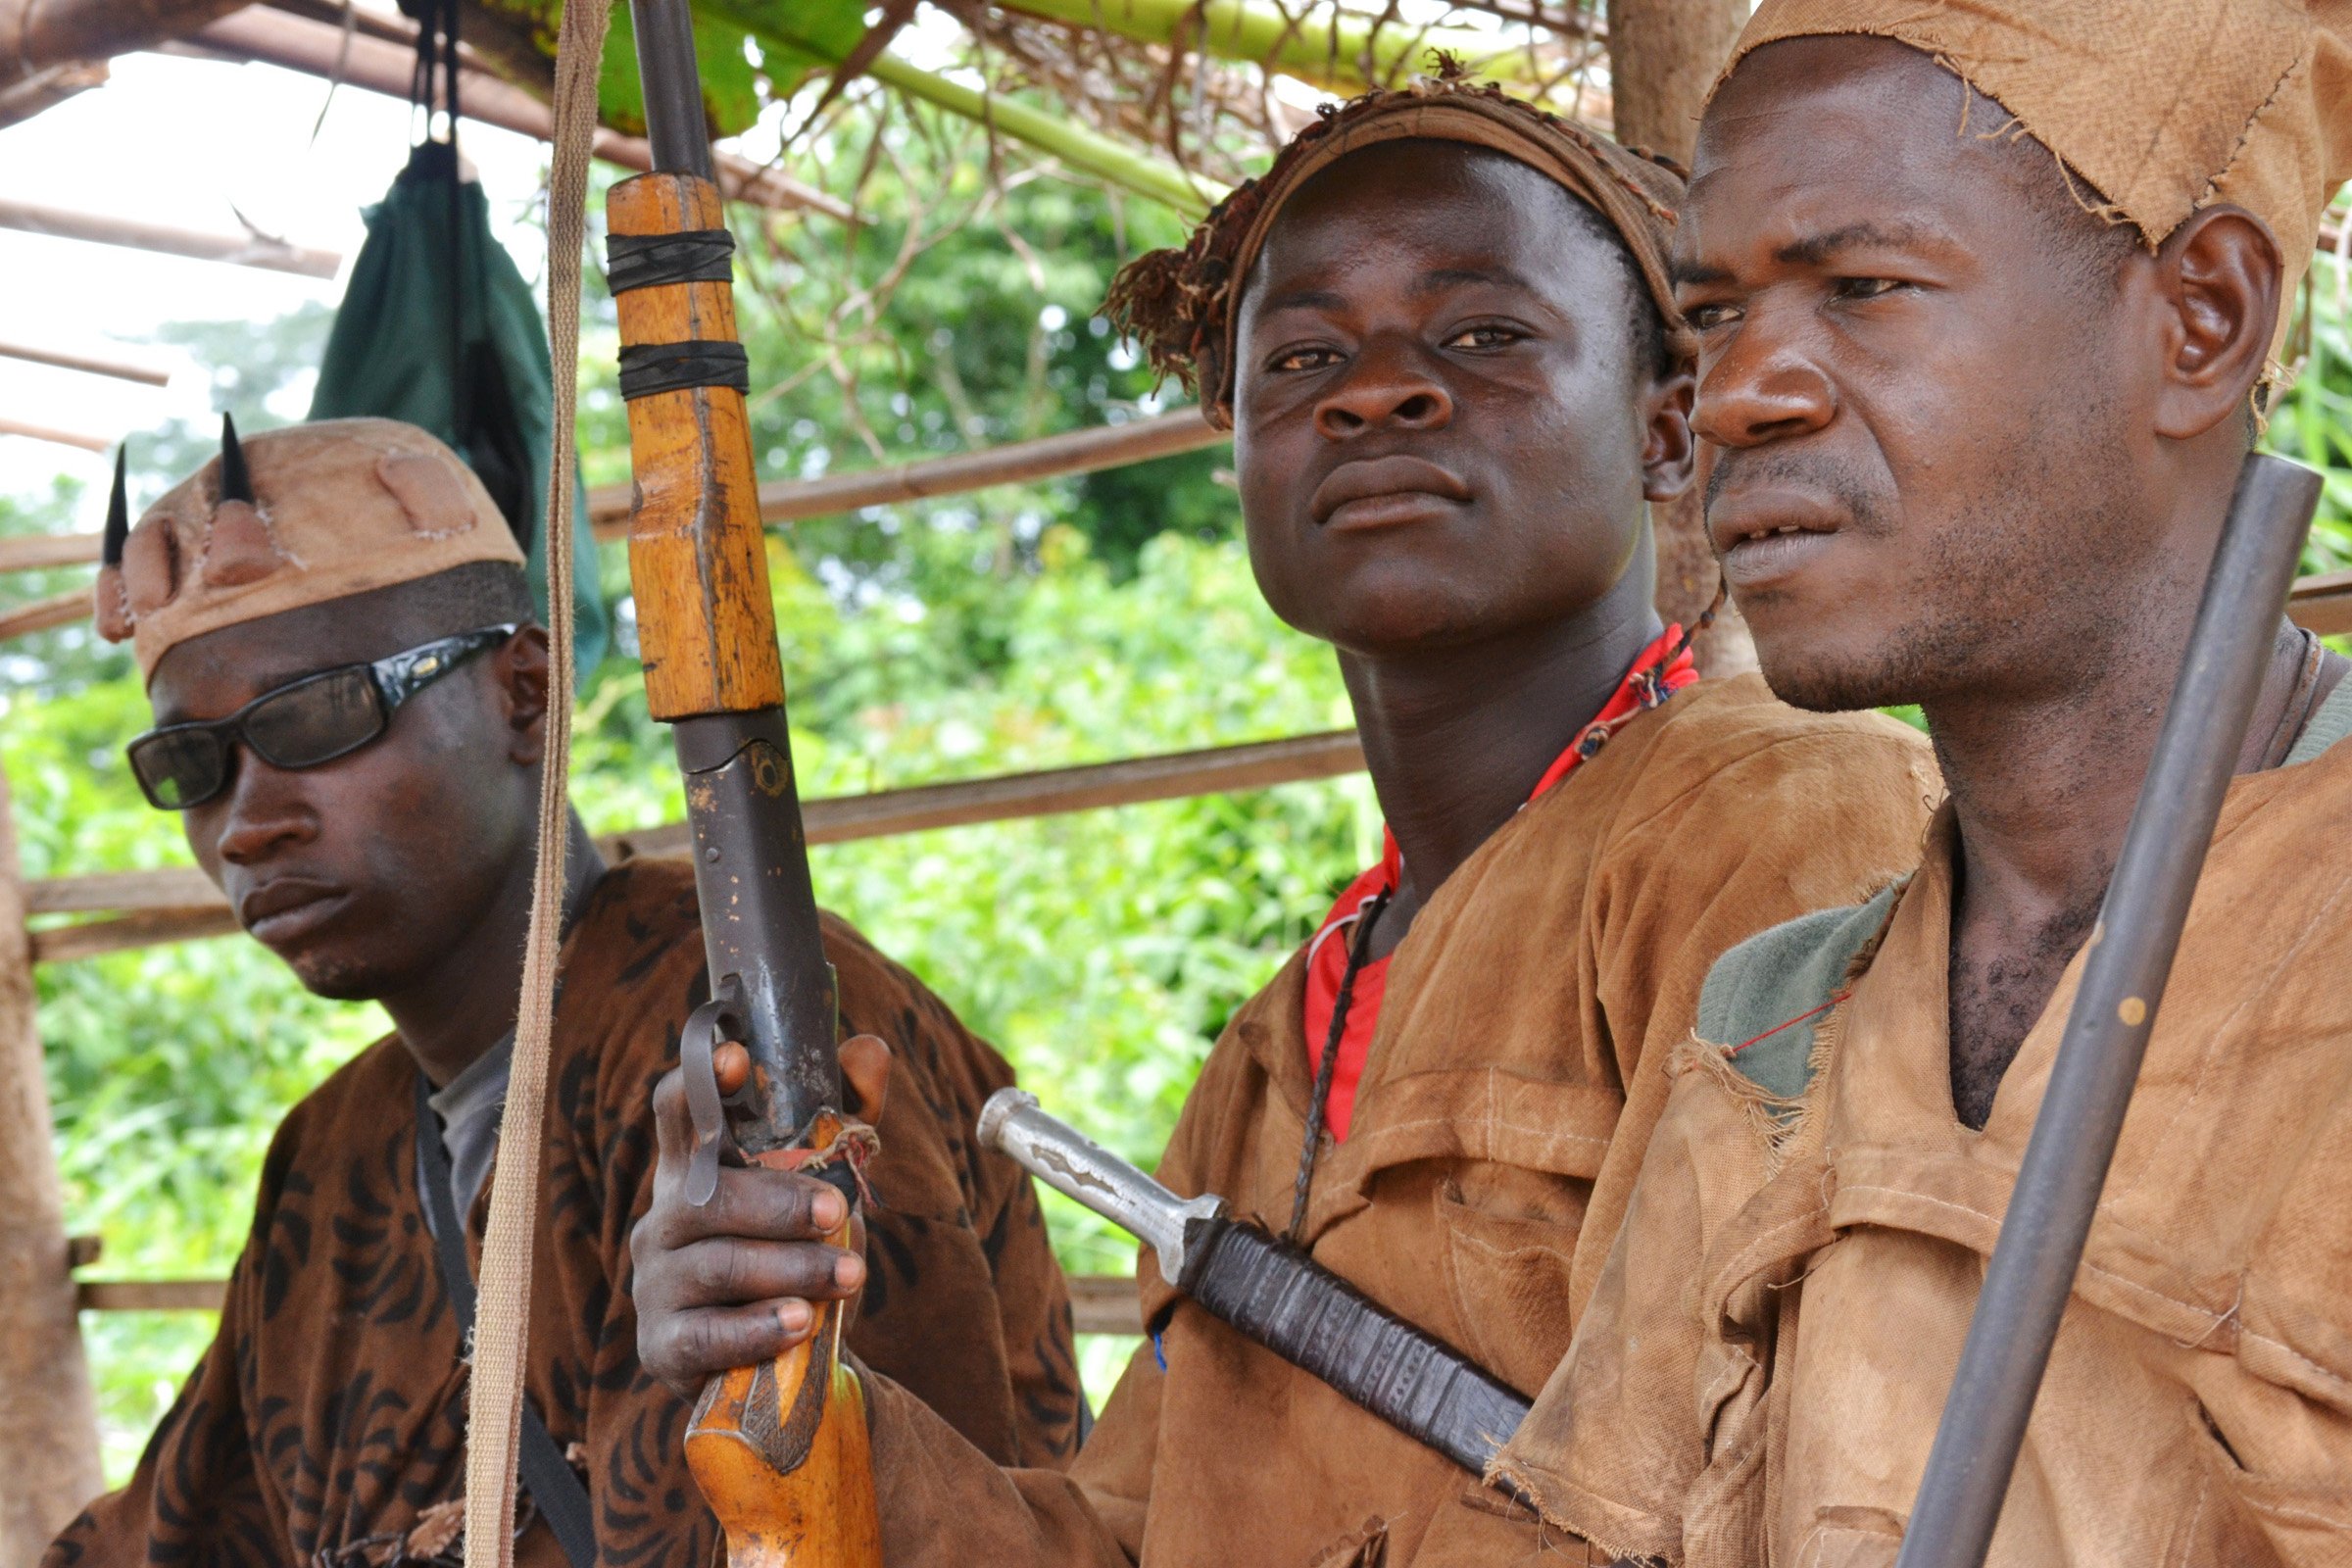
[1104,68,1690,416]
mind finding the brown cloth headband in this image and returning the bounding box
[1104,78,1694,430]
[1212,93,1694,422]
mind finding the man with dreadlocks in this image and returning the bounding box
[629,77,1936,1565]
[45,417,1083,1568]
[1492,3,2352,1564]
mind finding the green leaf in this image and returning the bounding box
[481,0,768,138]
[694,11,762,136]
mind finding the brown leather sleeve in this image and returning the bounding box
[1574,714,1934,1322]
[866,1365,1144,1566]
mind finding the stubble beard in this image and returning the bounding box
[1745,386,2135,717]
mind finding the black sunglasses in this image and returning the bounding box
[128,624,519,811]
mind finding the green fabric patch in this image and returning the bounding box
[309,143,609,678]
[1694,884,1902,1099]
[2284,675,2352,767]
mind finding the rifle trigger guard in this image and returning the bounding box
[680,978,746,1207]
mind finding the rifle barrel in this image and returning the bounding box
[1893,453,2323,1568]
[630,0,713,178]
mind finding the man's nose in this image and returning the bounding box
[210,755,320,866]
[1315,338,1454,440]
[1693,316,1837,449]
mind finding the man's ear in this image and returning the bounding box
[497,624,552,766]
[1640,363,1697,504]
[2149,204,2282,442]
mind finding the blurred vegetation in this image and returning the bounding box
[3,126,2346,1488]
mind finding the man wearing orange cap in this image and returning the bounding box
[48,416,1083,1568]
[626,76,1938,1566]
[1494,4,2352,1564]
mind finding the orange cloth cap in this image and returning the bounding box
[1720,0,2352,359]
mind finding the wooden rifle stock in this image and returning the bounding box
[612,3,881,1562]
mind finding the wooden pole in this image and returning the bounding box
[1602,0,1751,675]
[0,534,102,573]
[0,418,110,454]
[589,406,1226,536]
[26,728,1369,957]
[70,1270,1150,1333]
[0,339,172,386]
[0,587,94,639]
[0,196,342,277]
[170,8,851,220]
[0,0,243,80]
[0,766,104,1562]
[0,57,102,129]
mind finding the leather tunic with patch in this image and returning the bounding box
[1502,684,2352,1567]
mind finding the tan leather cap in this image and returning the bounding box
[97,417,525,682]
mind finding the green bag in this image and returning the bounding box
[310,141,610,675]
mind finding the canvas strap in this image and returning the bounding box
[416,1073,596,1568]
[461,0,604,1561]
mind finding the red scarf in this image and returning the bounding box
[1300,627,1699,1141]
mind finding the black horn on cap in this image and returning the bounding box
[102,444,129,566]
[218,414,255,505]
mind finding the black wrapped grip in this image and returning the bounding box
[1175,1215,1530,1477]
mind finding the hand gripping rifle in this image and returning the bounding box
[980,1090,1534,1484]
[1891,452,2324,1568]
[611,3,881,1562]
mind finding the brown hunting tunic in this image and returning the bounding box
[862,674,1939,1568]
[1500,688,2352,1566]
[45,857,1080,1568]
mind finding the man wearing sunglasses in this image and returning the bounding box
[51,417,1084,1568]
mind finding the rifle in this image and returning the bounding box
[980,1090,1533,1483]
[1892,452,2324,1568]
[610,2,881,1561]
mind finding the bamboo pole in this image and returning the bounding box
[0,196,342,277]
[27,729,1368,958]
[0,338,172,386]
[1000,0,1543,96]
[0,418,110,454]
[171,8,851,221]
[0,767,104,1562]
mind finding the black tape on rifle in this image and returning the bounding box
[618,341,751,400]
[607,228,736,294]
[1174,1215,1530,1478]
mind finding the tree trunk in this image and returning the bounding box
[0,0,247,83]
[1605,0,1744,165]
[0,767,103,1562]
[1610,0,1754,675]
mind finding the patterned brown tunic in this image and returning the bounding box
[45,857,1081,1568]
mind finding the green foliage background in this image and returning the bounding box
[3,106,2346,1490]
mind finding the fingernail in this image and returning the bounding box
[811,1189,846,1230]
[778,1299,811,1336]
[835,1253,864,1290]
